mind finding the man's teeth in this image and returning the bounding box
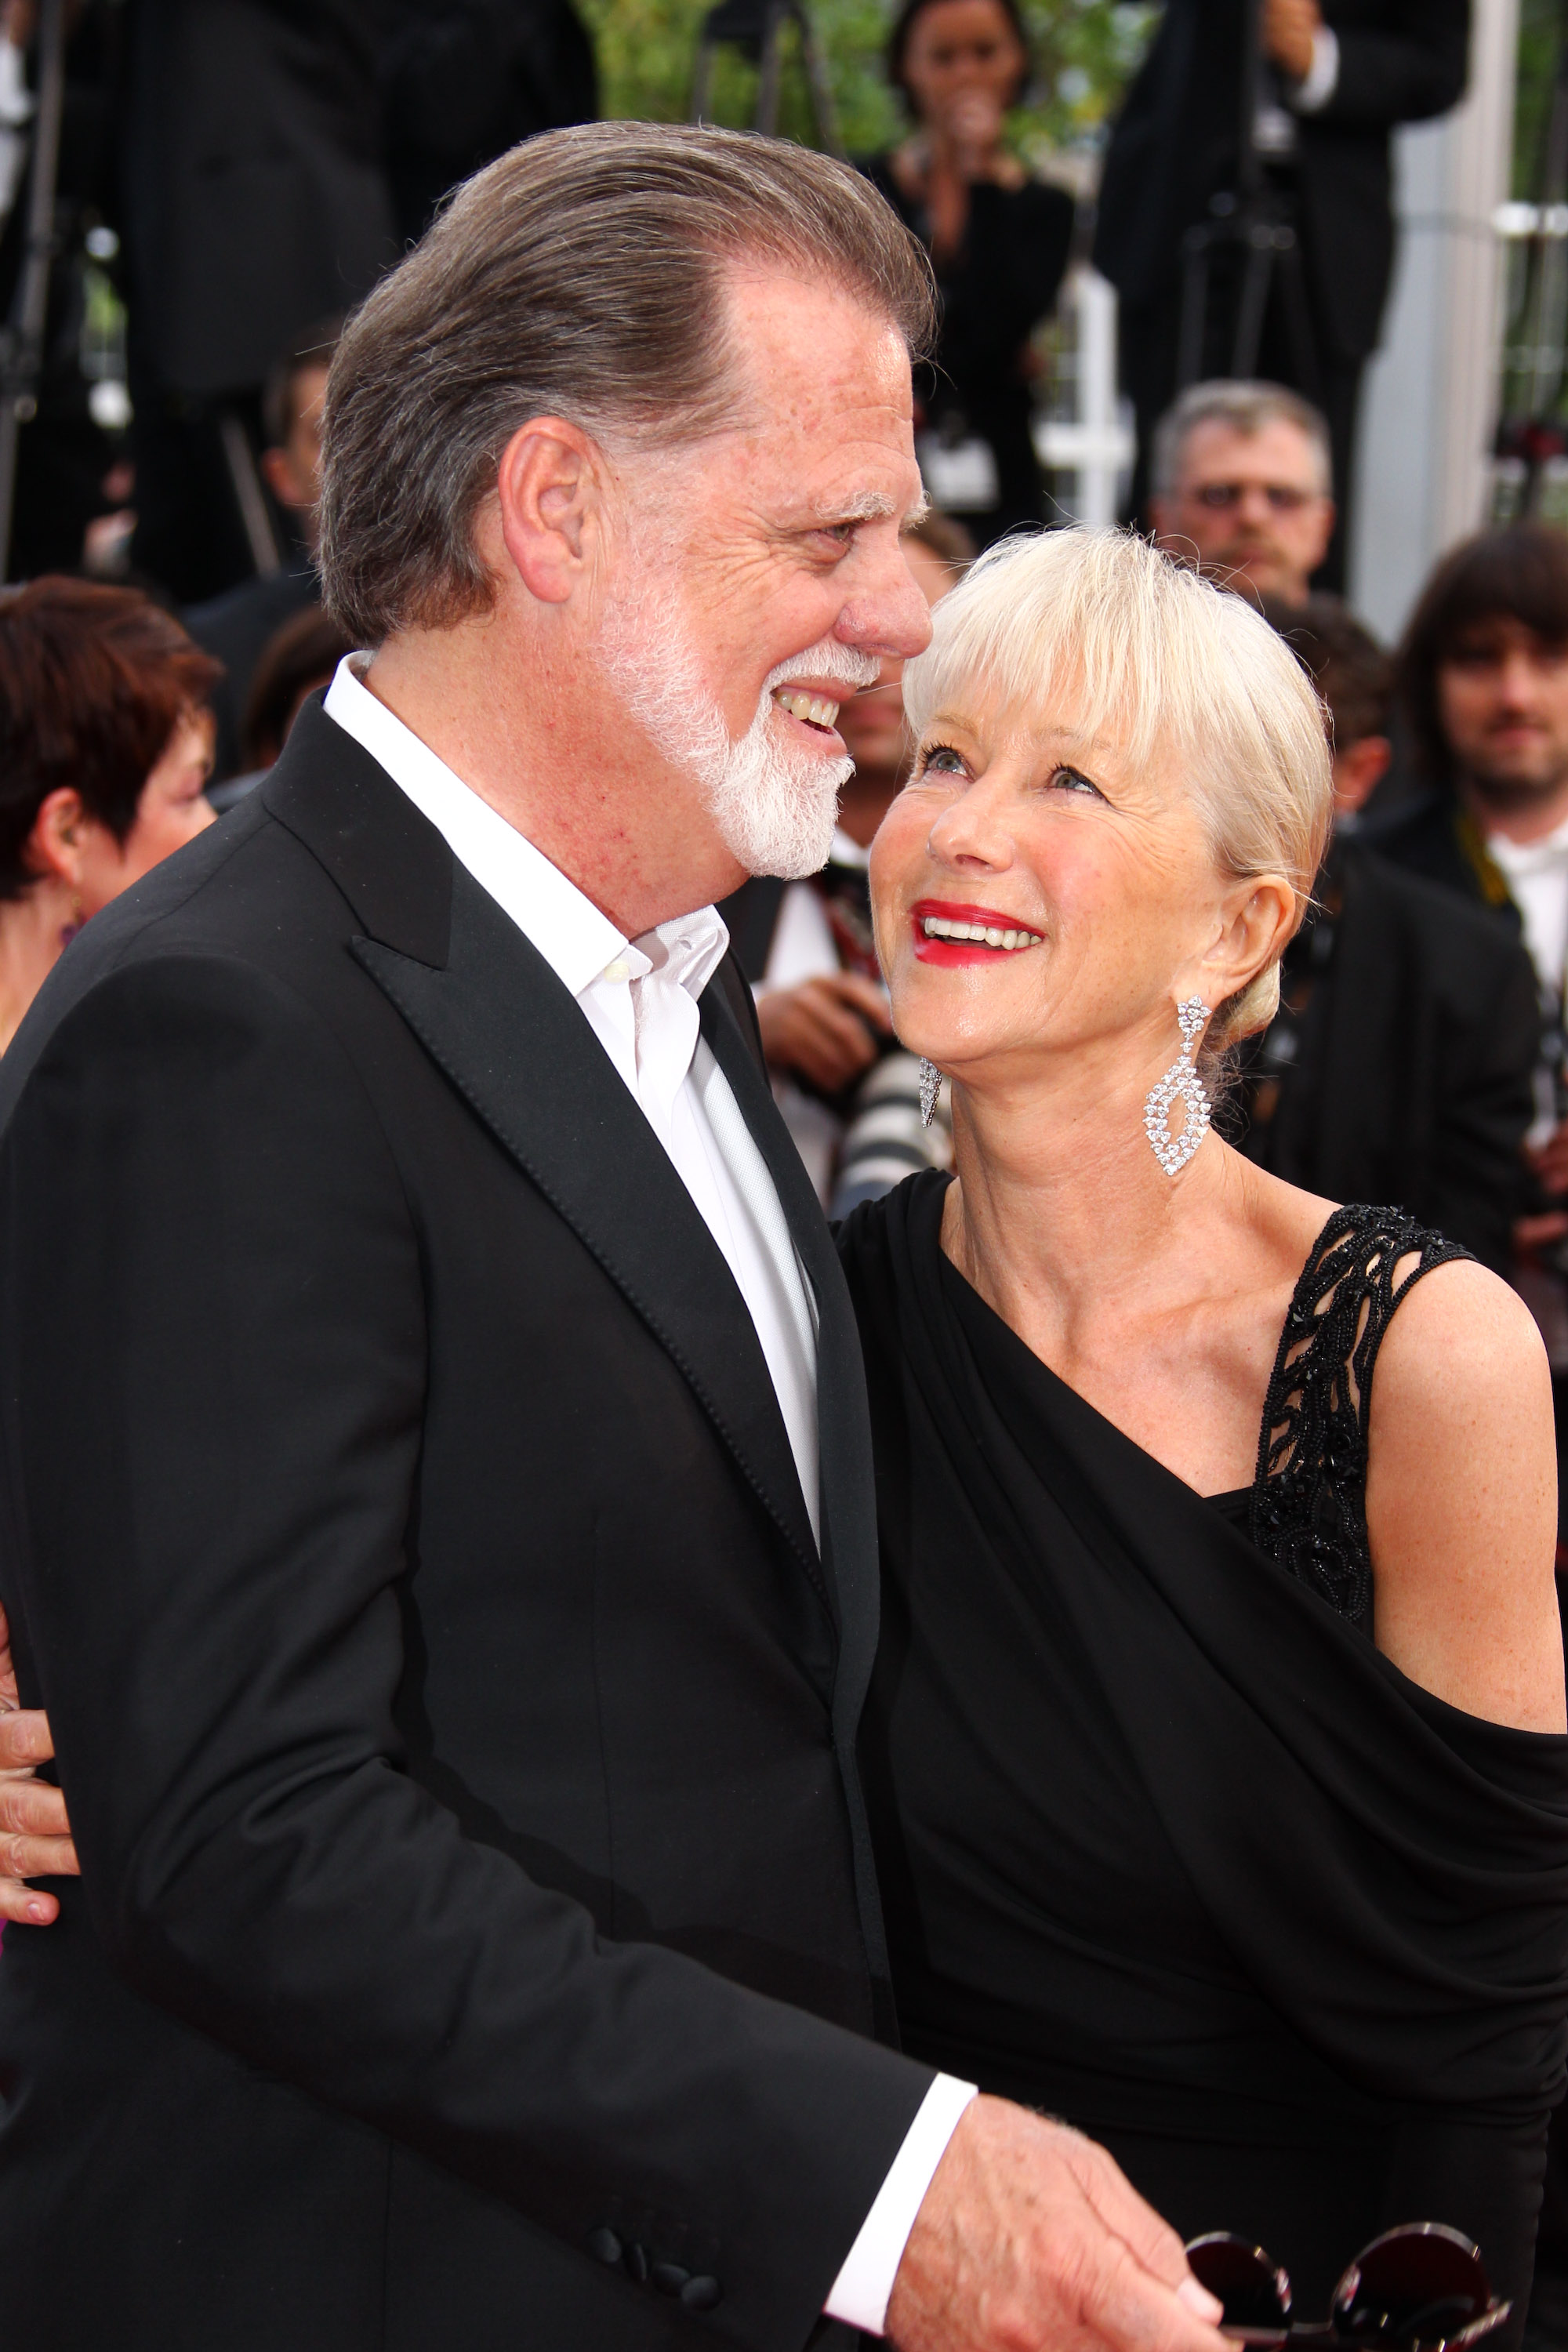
[772,688,841,728]
[921,916,1043,951]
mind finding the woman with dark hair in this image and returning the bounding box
[861,0,1073,546]
[0,578,220,1052]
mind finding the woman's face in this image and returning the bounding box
[870,677,1255,1097]
[901,0,1028,135]
[74,708,216,919]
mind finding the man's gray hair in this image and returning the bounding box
[318,122,936,646]
[1151,379,1333,500]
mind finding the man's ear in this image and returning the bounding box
[27,788,88,887]
[493,418,609,607]
[1331,733,1391,815]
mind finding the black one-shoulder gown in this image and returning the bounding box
[840,1171,1568,2339]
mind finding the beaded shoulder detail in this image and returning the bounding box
[1247,1205,1472,1628]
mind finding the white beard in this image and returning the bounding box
[601,577,877,880]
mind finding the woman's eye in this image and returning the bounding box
[918,744,968,778]
[1049,765,1102,799]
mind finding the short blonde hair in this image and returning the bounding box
[901,526,1334,1044]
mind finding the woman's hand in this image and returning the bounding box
[0,1598,77,1924]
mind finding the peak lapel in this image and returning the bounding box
[352,868,826,1607]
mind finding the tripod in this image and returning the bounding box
[1174,0,1321,399]
[689,0,844,158]
[0,0,65,582]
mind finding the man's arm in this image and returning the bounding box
[1301,0,1469,130]
[3,949,1226,2352]
[2,951,934,2352]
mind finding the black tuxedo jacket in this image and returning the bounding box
[0,701,930,2350]
[1237,838,1538,1272]
[1093,0,1470,359]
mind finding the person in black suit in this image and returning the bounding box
[1236,596,1538,1273]
[0,126,1226,2352]
[115,0,399,601]
[182,317,339,783]
[1093,0,1471,589]
[382,0,598,245]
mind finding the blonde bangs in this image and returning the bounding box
[901,526,1334,912]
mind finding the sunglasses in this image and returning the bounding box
[1185,2225,1512,2352]
[1190,484,1316,512]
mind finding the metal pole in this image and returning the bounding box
[0,0,67,581]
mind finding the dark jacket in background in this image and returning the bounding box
[860,161,1073,546]
[117,0,398,399]
[383,0,598,244]
[0,702,927,2350]
[1094,0,1470,367]
[1093,0,1470,581]
[1236,836,1537,1273]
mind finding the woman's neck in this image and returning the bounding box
[0,882,73,1055]
[944,1051,1252,1350]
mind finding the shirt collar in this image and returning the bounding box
[322,655,729,1005]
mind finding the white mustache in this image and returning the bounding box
[760,640,880,699]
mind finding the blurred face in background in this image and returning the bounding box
[837,535,960,843]
[899,0,1028,146]
[1152,416,1334,606]
[1438,615,1568,826]
[260,361,330,546]
[49,706,216,918]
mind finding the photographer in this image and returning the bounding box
[860,0,1073,546]
[1094,0,1470,588]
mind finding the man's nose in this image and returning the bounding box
[841,550,935,663]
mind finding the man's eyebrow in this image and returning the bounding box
[806,489,906,524]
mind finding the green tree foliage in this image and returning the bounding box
[577,0,1158,162]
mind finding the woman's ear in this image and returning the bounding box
[1200,873,1297,1006]
[27,789,89,888]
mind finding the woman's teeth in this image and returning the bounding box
[773,688,841,728]
[921,916,1043,952]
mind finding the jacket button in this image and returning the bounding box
[586,2227,622,2267]
[624,2240,649,2283]
[681,2275,722,2312]
[652,2263,690,2296]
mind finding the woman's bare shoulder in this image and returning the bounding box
[1364,1254,1562,1733]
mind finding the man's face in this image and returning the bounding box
[1437,615,1568,806]
[597,266,931,877]
[1152,416,1334,604]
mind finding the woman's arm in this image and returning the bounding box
[1367,1258,1566,1731]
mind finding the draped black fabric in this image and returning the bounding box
[840,1171,1568,2332]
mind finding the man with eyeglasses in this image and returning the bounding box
[1149,379,1335,608]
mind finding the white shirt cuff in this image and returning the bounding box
[823,2073,978,2336]
[1292,24,1339,112]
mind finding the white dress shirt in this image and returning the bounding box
[321,656,974,2332]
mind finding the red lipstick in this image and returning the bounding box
[909,897,1045,967]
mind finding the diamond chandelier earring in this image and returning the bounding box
[919,1058,942,1127]
[1143,998,1210,1176]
